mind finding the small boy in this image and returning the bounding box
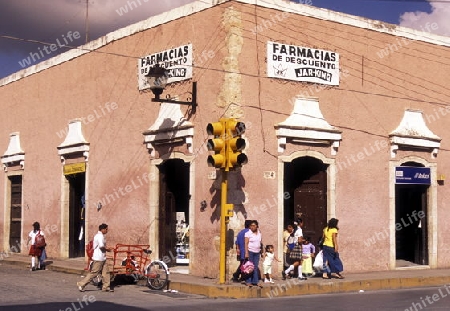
[263,245,281,283]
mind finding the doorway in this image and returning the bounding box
[395,161,429,267]
[66,172,85,258]
[395,183,428,266]
[284,156,328,249]
[9,175,22,253]
[158,159,190,267]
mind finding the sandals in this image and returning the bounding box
[330,273,345,279]
[244,283,263,288]
[322,274,331,279]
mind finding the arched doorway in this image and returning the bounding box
[66,172,86,258]
[395,161,429,266]
[158,159,190,267]
[284,156,328,248]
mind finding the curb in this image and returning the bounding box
[1,258,85,275]
[3,259,450,299]
[166,275,450,299]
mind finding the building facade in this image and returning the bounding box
[1,0,449,278]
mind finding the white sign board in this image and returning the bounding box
[267,41,339,86]
[138,44,193,91]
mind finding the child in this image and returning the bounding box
[262,245,281,283]
[301,236,315,277]
[27,222,44,271]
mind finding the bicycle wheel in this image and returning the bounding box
[146,261,169,290]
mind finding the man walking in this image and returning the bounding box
[77,223,114,292]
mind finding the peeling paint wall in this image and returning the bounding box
[218,7,244,118]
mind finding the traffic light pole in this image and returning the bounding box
[219,168,228,284]
[207,117,245,284]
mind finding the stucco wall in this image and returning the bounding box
[0,0,449,277]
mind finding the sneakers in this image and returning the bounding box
[298,276,307,281]
[30,266,36,271]
[77,282,85,292]
[264,278,270,283]
[102,288,114,292]
[269,278,275,284]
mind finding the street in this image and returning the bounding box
[0,263,449,310]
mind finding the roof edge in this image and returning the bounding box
[1,0,449,87]
[0,0,221,87]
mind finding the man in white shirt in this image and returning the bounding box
[77,223,114,292]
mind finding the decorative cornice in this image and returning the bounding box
[389,109,441,159]
[275,97,341,155]
[1,132,25,171]
[143,103,194,158]
[57,119,90,164]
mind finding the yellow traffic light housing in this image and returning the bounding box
[226,119,248,169]
[206,120,226,168]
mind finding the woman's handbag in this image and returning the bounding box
[289,243,302,261]
[240,260,255,274]
[318,235,324,248]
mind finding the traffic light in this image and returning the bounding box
[206,119,226,168]
[226,119,248,169]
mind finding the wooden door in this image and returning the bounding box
[159,166,177,266]
[294,170,327,249]
[9,176,22,252]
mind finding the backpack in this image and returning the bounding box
[287,233,296,251]
[35,231,46,248]
[86,240,95,259]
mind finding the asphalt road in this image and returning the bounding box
[0,263,449,310]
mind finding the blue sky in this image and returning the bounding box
[0,0,447,80]
[310,0,432,24]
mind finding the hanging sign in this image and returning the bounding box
[138,44,193,91]
[395,166,431,185]
[267,41,339,86]
[63,163,86,175]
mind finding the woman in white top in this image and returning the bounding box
[244,220,263,287]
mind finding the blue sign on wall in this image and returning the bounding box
[395,166,431,185]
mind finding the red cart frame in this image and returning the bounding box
[85,243,169,290]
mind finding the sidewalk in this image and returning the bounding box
[2,253,450,299]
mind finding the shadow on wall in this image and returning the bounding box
[208,171,246,223]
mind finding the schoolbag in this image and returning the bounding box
[287,233,296,251]
[86,240,95,259]
[35,231,46,248]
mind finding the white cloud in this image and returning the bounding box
[399,1,450,37]
[0,0,196,78]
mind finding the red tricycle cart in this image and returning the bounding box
[86,244,169,290]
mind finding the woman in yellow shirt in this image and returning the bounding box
[321,218,344,279]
